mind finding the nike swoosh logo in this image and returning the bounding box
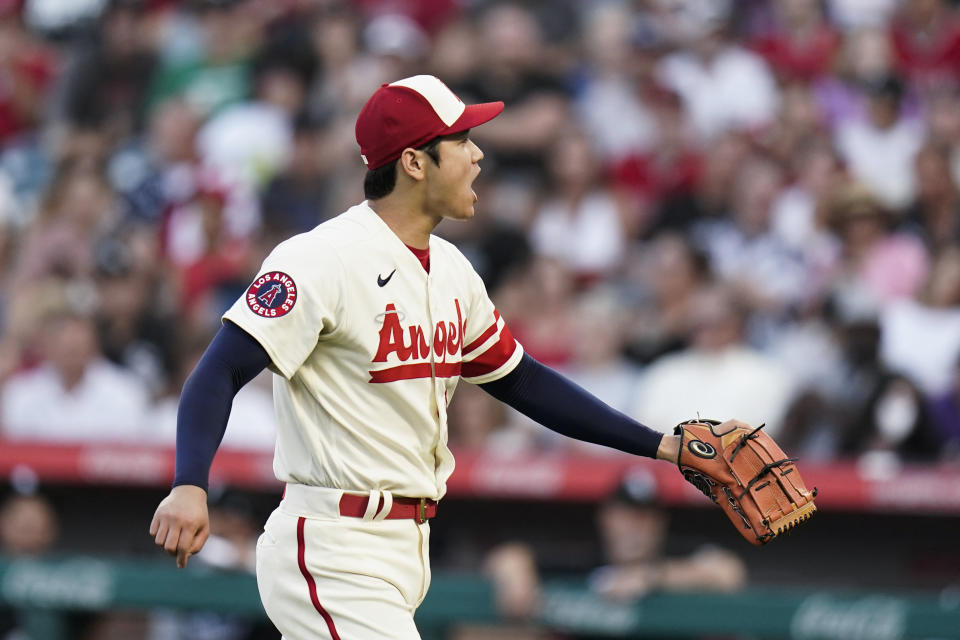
[377,269,396,287]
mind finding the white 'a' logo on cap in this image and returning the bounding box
[389,75,466,126]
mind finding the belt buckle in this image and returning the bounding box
[417,497,427,524]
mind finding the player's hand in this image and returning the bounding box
[149,484,210,569]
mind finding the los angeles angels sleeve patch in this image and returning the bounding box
[246,272,298,318]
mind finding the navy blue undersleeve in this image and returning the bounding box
[173,321,272,490]
[478,354,663,459]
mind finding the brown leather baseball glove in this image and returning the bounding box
[674,418,818,546]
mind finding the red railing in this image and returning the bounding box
[2,440,959,513]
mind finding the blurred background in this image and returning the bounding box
[1,0,960,637]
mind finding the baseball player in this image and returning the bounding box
[150,75,682,639]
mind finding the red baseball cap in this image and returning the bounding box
[355,75,504,170]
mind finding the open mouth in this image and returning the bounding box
[470,169,481,203]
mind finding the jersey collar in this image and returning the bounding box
[357,201,434,274]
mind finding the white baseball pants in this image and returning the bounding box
[256,485,431,639]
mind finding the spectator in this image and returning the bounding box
[880,247,960,396]
[481,542,544,630]
[765,82,829,169]
[460,2,569,184]
[889,0,960,92]
[509,285,648,454]
[303,4,391,210]
[0,492,60,639]
[149,105,256,284]
[694,153,811,314]
[13,162,118,283]
[813,27,894,129]
[0,492,58,556]
[483,470,746,617]
[841,374,941,463]
[749,0,841,83]
[624,231,711,366]
[111,97,204,225]
[792,270,950,463]
[796,319,886,459]
[259,114,334,243]
[146,0,260,118]
[573,3,657,162]
[826,181,930,320]
[835,74,925,210]
[769,309,850,460]
[58,0,158,140]
[563,288,640,418]
[770,137,844,258]
[93,233,179,395]
[655,0,780,140]
[197,48,314,190]
[0,311,150,443]
[172,176,253,328]
[902,142,960,252]
[609,87,704,238]
[0,276,73,386]
[588,471,746,600]
[507,257,577,369]
[305,4,384,122]
[0,1,58,146]
[427,19,478,94]
[652,130,750,236]
[361,12,430,85]
[630,285,796,435]
[529,130,627,282]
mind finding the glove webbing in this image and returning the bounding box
[729,424,765,462]
[723,436,803,518]
[747,433,810,506]
[736,457,798,500]
[729,425,808,501]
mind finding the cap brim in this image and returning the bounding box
[443,101,504,135]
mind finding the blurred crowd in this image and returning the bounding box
[0,0,958,470]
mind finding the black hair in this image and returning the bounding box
[863,74,904,104]
[363,163,397,201]
[363,131,464,200]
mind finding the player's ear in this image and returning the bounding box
[398,148,427,182]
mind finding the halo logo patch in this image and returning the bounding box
[246,272,297,318]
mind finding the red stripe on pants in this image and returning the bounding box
[296,517,342,639]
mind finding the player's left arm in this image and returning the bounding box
[478,353,680,462]
[150,321,272,567]
[456,255,679,462]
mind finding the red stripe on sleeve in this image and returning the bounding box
[463,318,499,355]
[461,326,518,378]
[297,517,342,639]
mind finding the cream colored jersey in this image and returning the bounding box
[223,202,523,499]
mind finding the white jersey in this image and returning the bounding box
[223,202,523,500]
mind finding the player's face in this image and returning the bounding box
[423,130,484,221]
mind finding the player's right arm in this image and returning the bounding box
[149,321,271,568]
[453,252,680,463]
[479,353,673,461]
